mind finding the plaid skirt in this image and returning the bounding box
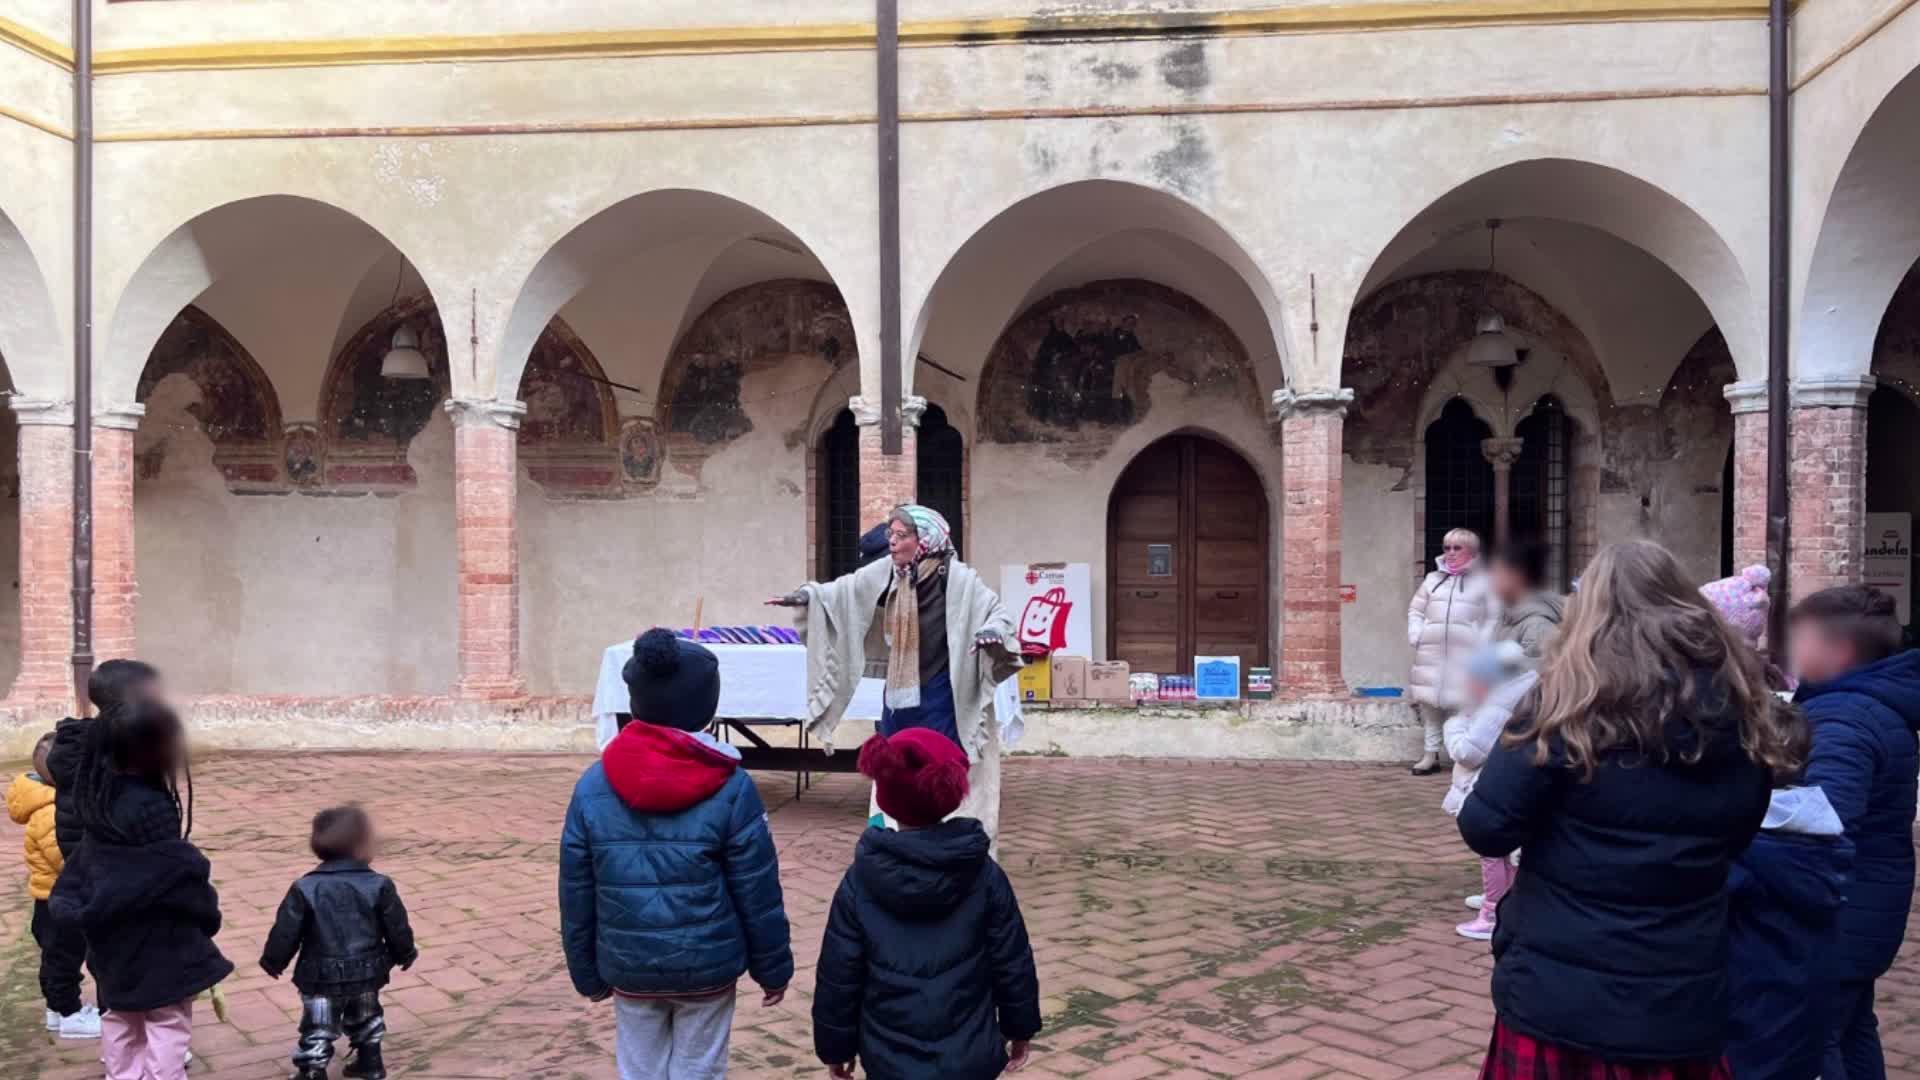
[1478,1021,1732,1080]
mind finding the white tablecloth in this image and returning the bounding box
[591,641,1022,752]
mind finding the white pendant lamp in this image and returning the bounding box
[1465,220,1521,370]
[378,257,431,380]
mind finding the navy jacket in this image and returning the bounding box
[1725,818,1852,1080]
[1795,649,1920,983]
[559,723,793,997]
[1458,672,1771,1063]
[813,820,1041,1080]
[261,859,418,996]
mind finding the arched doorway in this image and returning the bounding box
[1424,398,1495,565]
[917,403,965,557]
[818,408,861,579]
[1107,434,1269,676]
[1867,387,1920,645]
[1513,396,1577,590]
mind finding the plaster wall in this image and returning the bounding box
[132,376,457,696]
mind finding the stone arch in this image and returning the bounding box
[912,179,1290,397]
[134,305,287,492]
[1350,158,1754,383]
[0,201,63,399]
[1799,63,1920,381]
[496,189,862,403]
[976,279,1263,468]
[103,194,442,409]
[657,279,855,486]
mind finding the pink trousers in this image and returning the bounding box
[101,999,193,1080]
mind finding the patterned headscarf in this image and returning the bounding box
[891,504,953,565]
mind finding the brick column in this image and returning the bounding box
[447,398,529,700]
[1788,376,1874,602]
[1481,437,1524,548]
[852,395,923,526]
[91,406,144,663]
[1275,388,1353,697]
[1723,381,1770,572]
[5,399,74,706]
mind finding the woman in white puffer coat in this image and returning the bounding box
[1405,528,1498,775]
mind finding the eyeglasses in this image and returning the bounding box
[1444,544,1469,552]
[888,529,915,542]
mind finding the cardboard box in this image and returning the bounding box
[1049,655,1089,701]
[1087,661,1132,701]
[1017,661,1051,703]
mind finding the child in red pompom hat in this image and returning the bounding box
[812,732,1042,1079]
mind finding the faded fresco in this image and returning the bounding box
[137,307,283,447]
[518,319,616,448]
[978,280,1258,459]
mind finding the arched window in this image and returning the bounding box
[1424,398,1495,566]
[916,404,965,557]
[1513,395,1575,589]
[818,409,860,579]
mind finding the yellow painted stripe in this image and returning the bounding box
[0,15,73,67]
[90,0,1774,75]
[89,85,1760,143]
[0,101,72,140]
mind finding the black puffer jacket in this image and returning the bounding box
[44,716,94,858]
[261,859,417,995]
[813,820,1041,1080]
[49,781,232,1012]
[1458,670,1771,1062]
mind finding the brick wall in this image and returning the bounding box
[92,424,139,662]
[1279,398,1348,696]
[451,404,526,699]
[8,420,73,706]
[1730,408,1769,572]
[1788,404,1869,600]
[857,422,917,528]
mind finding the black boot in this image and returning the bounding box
[343,1044,386,1080]
[294,1067,329,1080]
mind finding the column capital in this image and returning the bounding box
[1273,387,1355,420]
[848,394,926,428]
[1792,375,1876,410]
[7,397,73,426]
[1723,380,1770,415]
[1481,436,1525,469]
[445,396,528,431]
[94,403,146,431]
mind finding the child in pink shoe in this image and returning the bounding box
[1444,640,1536,940]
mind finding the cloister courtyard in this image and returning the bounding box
[4,751,1917,1079]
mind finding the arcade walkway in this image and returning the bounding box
[5,752,1915,1078]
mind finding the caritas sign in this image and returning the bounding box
[1864,512,1912,625]
[1000,563,1094,658]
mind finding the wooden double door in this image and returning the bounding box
[1108,435,1271,677]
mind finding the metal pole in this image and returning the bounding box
[71,0,95,713]
[875,0,903,454]
[1765,0,1791,647]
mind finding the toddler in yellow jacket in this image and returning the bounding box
[8,731,100,1039]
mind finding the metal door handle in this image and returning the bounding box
[1215,590,1241,599]
[1135,590,1159,599]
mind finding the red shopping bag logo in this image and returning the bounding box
[1019,587,1073,655]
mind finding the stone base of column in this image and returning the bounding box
[449,399,528,701]
[5,403,75,708]
[1276,389,1353,697]
[853,395,924,527]
[1788,387,1871,601]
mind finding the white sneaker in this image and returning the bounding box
[58,1004,102,1039]
[184,1049,193,1067]
[1465,894,1484,910]
[45,1008,60,1031]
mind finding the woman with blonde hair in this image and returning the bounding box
[1406,527,1497,774]
[1458,538,1806,1079]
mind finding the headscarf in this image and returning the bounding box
[883,505,954,709]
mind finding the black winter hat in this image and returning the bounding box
[623,628,721,733]
[856,521,891,566]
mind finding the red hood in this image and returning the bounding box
[601,723,739,812]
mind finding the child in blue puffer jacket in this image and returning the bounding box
[560,629,793,1080]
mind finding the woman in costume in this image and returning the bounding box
[771,505,1020,845]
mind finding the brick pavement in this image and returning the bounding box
[3,752,1916,1079]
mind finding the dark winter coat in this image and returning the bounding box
[43,716,94,859]
[49,781,232,1012]
[1457,670,1772,1063]
[1725,817,1853,1080]
[812,819,1042,1080]
[260,859,418,996]
[559,722,793,998]
[1795,649,1920,983]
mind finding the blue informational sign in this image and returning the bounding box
[1194,656,1242,700]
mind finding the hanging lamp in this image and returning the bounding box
[379,258,431,380]
[1465,220,1520,370]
